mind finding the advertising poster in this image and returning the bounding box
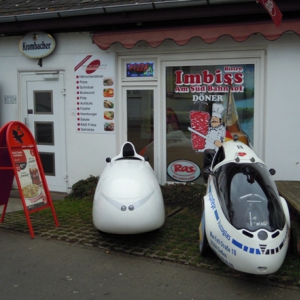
[164,64,255,183]
[0,121,59,237]
[6,122,51,212]
[74,54,115,133]
[11,148,47,210]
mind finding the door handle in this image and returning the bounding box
[24,117,28,126]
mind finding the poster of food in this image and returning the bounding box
[11,148,47,210]
[74,54,115,133]
[164,64,255,183]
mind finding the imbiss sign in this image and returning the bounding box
[19,32,56,58]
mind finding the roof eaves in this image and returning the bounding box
[0,0,209,22]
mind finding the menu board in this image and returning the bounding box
[74,54,115,133]
[11,148,47,210]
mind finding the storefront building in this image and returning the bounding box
[0,1,300,192]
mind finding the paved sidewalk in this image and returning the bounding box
[1,230,300,300]
[1,190,300,291]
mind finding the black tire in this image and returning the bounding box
[199,210,209,256]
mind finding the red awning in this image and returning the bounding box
[93,20,300,50]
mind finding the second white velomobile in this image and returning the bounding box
[199,136,290,275]
[92,142,165,234]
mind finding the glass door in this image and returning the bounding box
[122,87,160,176]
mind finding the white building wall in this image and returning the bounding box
[52,33,117,190]
[0,35,22,123]
[1,31,300,188]
[0,32,117,190]
[264,37,300,181]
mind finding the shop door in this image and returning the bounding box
[20,72,67,192]
[123,87,161,179]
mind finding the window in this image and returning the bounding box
[165,64,255,183]
[34,91,53,114]
[213,162,285,232]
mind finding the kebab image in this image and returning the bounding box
[188,109,210,151]
[189,102,226,152]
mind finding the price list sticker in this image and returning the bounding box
[74,54,115,133]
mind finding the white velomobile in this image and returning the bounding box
[199,136,290,275]
[92,142,165,234]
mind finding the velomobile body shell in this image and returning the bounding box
[199,139,290,275]
[93,142,165,234]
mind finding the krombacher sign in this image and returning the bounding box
[19,32,56,58]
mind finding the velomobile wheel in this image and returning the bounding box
[199,210,209,255]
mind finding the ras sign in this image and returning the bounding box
[19,32,56,59]
[167,160,201,182]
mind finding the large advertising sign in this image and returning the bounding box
[164,64,255,183]
[0,121,59,238]
[74,54,115,133]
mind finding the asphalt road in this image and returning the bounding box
[1,230,300,300]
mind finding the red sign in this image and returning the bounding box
[0,121,59,238]
[167,160,201,182]
[257,0,282,28]
[86,59,101,74]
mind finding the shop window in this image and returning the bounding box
[165,64,255,183]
